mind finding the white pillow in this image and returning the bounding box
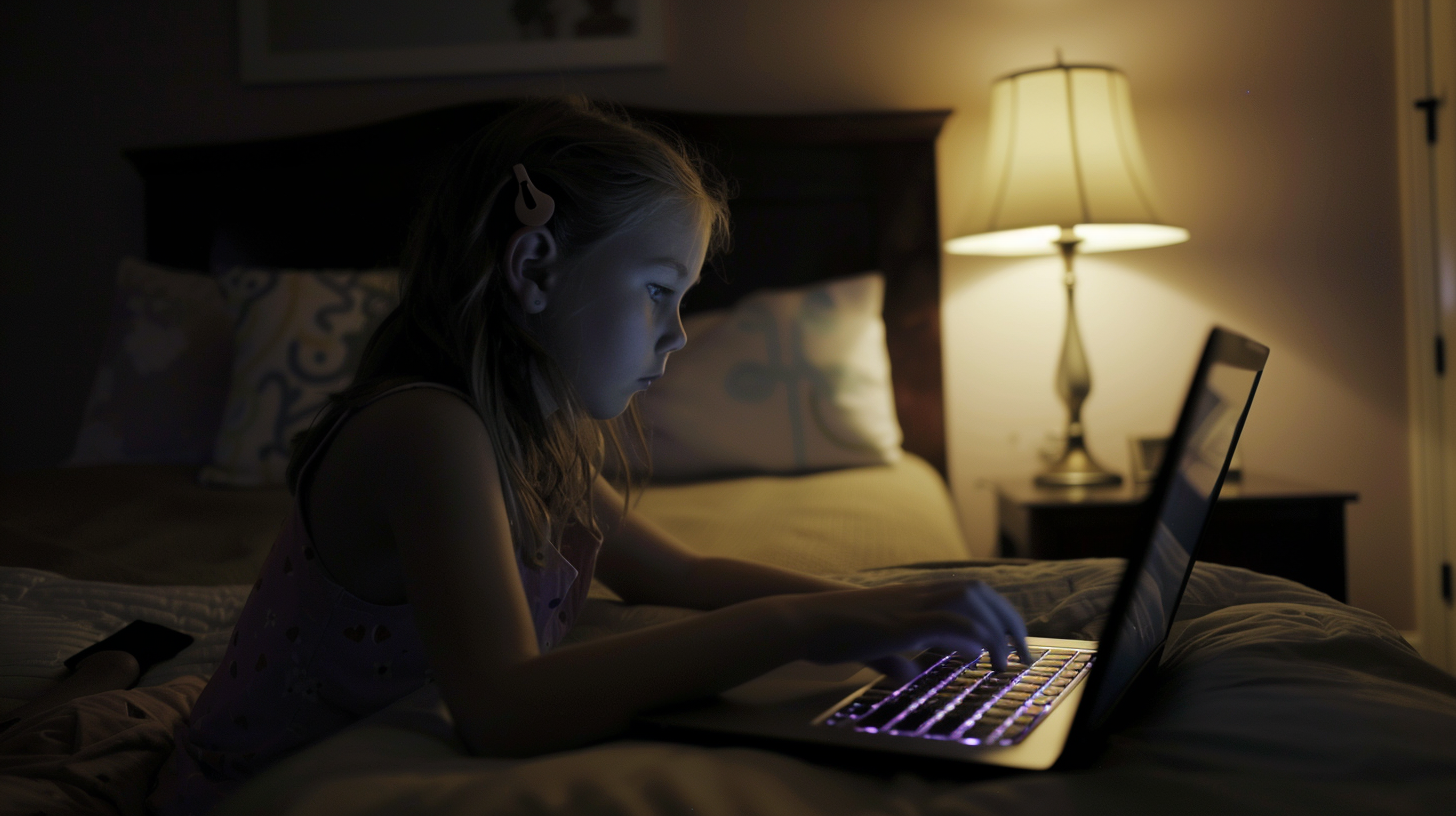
[642,272,902,480]
[199,267,398,487]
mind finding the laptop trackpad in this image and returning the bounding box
[721,661,880,706]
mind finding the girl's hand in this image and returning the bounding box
[772,579,1031,684]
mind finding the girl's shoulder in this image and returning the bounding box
[304,383,504,603]
[336,385,491,475]
[348,383,478,428]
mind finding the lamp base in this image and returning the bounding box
[1035,436,1123,487]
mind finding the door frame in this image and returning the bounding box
[1396,0,1456,670]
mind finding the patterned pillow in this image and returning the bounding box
[641,272,903,480]
[69,258,234,466]
[199,268,398,487]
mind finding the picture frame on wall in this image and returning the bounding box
[1128,434,1243,485]
[1128,435,1168,485]
[239,0,666,85]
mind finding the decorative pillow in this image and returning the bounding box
[69,258,234,466]
[199,268,398,487]
[641,272,903,480]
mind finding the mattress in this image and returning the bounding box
[0,464,290,586]
[0,455,967,590]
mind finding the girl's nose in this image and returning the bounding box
[658,313,687,354]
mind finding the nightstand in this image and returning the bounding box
[993,475,1357,601]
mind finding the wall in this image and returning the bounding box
[0,1,1413,627]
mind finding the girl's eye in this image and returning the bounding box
[647,283,674,302]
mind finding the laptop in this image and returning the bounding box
[637,326,1269,771]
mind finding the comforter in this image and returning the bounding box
[5,558,1445,815]
[217,560,1456,815]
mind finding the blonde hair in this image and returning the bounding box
[287,98,730,566]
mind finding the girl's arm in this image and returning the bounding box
[362,391,1025,758]
[588,477,857,609]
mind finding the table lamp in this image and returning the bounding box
[947,57,1189,487]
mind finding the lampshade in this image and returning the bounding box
[946,63,1189,256]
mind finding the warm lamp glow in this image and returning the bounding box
[947,63,1187,255]
[946,224,1190,256]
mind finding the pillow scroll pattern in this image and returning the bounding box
[642,272,903,480]
[69,258,235,466]
[200,268,398,487]
[724,295,885,466]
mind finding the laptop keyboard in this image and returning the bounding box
[820,647,1094,746]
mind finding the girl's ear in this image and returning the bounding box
[503,226,559,315]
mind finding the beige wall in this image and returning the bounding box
[0,1,1412,626]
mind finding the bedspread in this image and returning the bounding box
[0,675,205,816]
[0,570,247,713]
[201,559,1456,816]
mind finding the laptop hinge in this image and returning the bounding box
[1442,562,1452,605]
[1437,335,1446,376]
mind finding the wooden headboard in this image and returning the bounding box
[124,102,950,475]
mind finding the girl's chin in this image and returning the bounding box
[582,395,633,421]
[579,380,648,420]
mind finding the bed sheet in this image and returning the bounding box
[633,453,969,574]
[207,560,1456,816]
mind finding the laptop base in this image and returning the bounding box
[627,718,1030,782]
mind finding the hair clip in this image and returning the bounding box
[513,164,555,227]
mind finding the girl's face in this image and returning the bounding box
[534,205,707,419]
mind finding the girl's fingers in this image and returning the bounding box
[906,611,995,665]
[930,580,1028,667]
[963,583,1029,661]
[958,590,1012,670]
[980,588,1031,664]
[865,655,917,687]
[849,579,1032,674]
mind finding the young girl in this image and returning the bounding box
[164,98,1028,813]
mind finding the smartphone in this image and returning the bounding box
[63,620,195,676]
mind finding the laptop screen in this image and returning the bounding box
[1080,344,1262,727]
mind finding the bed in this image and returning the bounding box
[2,101,1455,816]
